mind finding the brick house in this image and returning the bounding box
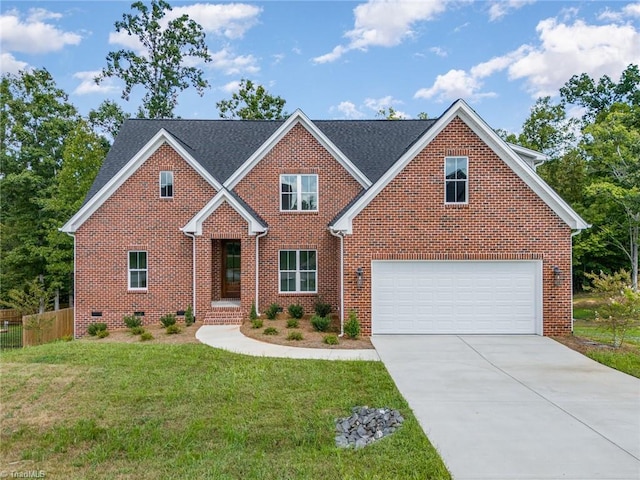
[62,99,588,337]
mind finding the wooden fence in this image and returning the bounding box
[22,308,74,347]
[0,309,22,323]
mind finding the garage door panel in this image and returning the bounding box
[372,261,540,334]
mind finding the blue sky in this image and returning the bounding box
[1,0,639,132]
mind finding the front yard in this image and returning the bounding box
[0,341,450,480]
[553,293,640,378]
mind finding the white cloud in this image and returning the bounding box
[313,0,449,63]
[508,18,640,97]
[429,46,448,57]
[0,8,81,54]
[172,3,261,39]
[624,3,640,16]
[209,48,259,75]
[330,101,366,119]
[72,70,119,95]
[488,0,535,22]
[272,53,285,65]
[0,52,29,75]
[220,80,241,94]
[363,95,401,112]
[598,2,640,21]
[415,15,640,102]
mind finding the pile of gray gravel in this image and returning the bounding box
[335,406,404,449]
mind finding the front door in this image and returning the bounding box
[221,240,241,299]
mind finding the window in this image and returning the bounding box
[280,174,318,211]
[128,251,147,289]
[279,250,317,293]
[445,157,468,203]
[160,171,173,198]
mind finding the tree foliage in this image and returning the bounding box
[96,0,211,119]
[88,100,130,141]
[216,79,287,120]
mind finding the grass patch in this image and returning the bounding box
[585,349,640,378]
[0,342,450,479]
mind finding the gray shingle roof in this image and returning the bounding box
[85,117,436,205]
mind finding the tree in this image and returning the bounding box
[96,0,211,119]
[584,104,640,290]
[560,64,640,123]
[0,69,79,299]
[216,79,287,120]
[88,100,130,141]
[376,107,404,120]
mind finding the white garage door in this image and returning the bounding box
[371,261,541,334]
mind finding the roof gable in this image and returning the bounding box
[330,99,589,233]
[223,109,372,189]
[181,189,267,236]
[61,128,221,233]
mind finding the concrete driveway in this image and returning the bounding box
[372,335,640,480]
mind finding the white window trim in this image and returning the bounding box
[278,249,318,293]
[280,174,318,212]
[444,156,469,204]
[160,171,174,198]
[128,251,148,290]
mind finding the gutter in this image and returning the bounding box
[64,231,76,339]
[255,229,269,315]
[329,228,345,337]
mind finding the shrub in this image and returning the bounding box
[287,331,303,341]
[263,327,278,335]
[265,303,280,320]
[140,332,153,341]
[286,318,299,329]
[184,305,195,326]
[323,334,339,345]
[249,301,258,321]
[96,329,110,339]
[130,326,145,335]
[160,313,176,328]
[251,318,263,329]
[123,314,142,329]
[311,314,331,332]
[287,303,304,319]
[314,298,332,318]
[344,310,361,339]
[87,322,107,336]
[61,334,73,342]
[166,324,182,335]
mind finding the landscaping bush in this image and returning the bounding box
[263,327,278,335]
[249,301,258,321]
[251,318,263,329]
[96,329,110,339]
[140,332,153,341]
[311,314,331,332]
[314,298,332,318]
[344,310,361,339]
[159,313,176,328]
[323,334,339,345]
[87,322,107,336]
[184,305,195,326]
[123,314,142,329]
[287,331,303,341]
[166,324,181,335]
[130,326,145,335]
[286,318,299,329]
[61,335,73,342]
[265,303,280,320]
[287,303,304,319]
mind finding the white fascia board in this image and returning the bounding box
[60,129,222,233]
[507,143,550,163]
[223,109,371,189]
[331,99,589,233]
[181,190,266,236]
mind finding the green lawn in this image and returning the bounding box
[571,293,640,378]
[0,342,450,480]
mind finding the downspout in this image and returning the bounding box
[329,228,345,337]
[65,232,76,339]
[184,232,197,319]
[255,229,269,315]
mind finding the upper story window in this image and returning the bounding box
[160,171,173,198]
[128,251,147,290]
[445,157,468,204]
[280,174,318,211]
